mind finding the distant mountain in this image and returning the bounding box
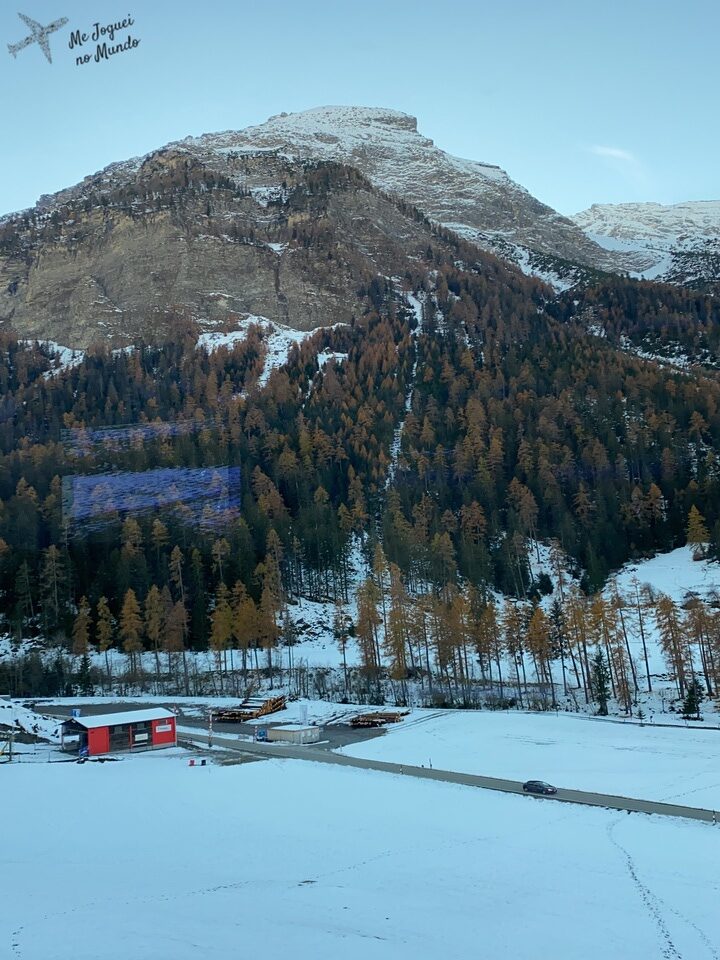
[572,201,720,288]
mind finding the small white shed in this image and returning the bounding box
[266,724,321,745]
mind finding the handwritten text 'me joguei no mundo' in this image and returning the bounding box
[69,15,140,66]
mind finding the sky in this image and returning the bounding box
[0,0,717,219]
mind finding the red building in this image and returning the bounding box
[60,708,177,756]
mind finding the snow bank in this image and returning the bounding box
[0,699,60,741]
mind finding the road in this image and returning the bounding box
[179,729,719,825]
[38,700,719,824]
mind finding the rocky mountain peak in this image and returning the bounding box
[163,105,626,282]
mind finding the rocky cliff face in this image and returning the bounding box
[0,150,456,348]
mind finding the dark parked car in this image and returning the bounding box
[522,780,558,795]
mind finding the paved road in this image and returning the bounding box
[179,730,720,825]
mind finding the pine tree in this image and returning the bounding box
[684,599,718,697]
[231,581,256,682]
[169,546,185,603]
[655,594,692,696]
[333,601,350,698]
[95,596,114,688]
[356,577,382,687]
[14,560,34,630]
[151,518,169,559]
[77,653,93,696]
[209,583,233,690]
[681,677,704,720]
[526,605,554,706]
[211,537,231,583]
[40,544,65,631]
[501,600,528,705]
[120,588,144,674]
[549,599,568,696]
[164,600,189,695]
[590,649,611,716]
[144,585,165,685]
[258,582,279,685]
[72,597,91,656]
[687,505,710,559]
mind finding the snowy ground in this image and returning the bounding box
[342,709,720,809]
[0,698,61,741]
[2,753,718,960]
[529,543,720,692]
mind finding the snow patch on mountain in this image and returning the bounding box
[19,339,85,377]
[573,201,720,244]
[573,201,720,284]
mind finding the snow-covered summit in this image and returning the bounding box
[572,201,720,284]
[166,104,623,280]
[573,200,720,245]
[179,104,512,192]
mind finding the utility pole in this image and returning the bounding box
[8,701,15,762]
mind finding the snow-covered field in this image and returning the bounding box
[2,752,719,960]
[342,709,720,809]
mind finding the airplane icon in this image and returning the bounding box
[7,12,69,63]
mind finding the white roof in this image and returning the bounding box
[63,708,175,729]
[270,724,316,731]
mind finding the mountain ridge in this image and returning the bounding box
[1,105,628,287]
[2,106,718,351]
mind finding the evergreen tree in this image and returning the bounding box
[144,585,165,685]
[687,505,710,559]
[333,600,350,698]
[681,677,704,720]
[95,596,114,687]
[72,597,91,656]
[590,649,611,716]
[77,653,93,696]
[209,583,233,690]
[120,588,144,674]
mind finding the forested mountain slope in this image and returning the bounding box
[1,228,719,657]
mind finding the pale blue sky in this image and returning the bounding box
[1,0,717,218]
